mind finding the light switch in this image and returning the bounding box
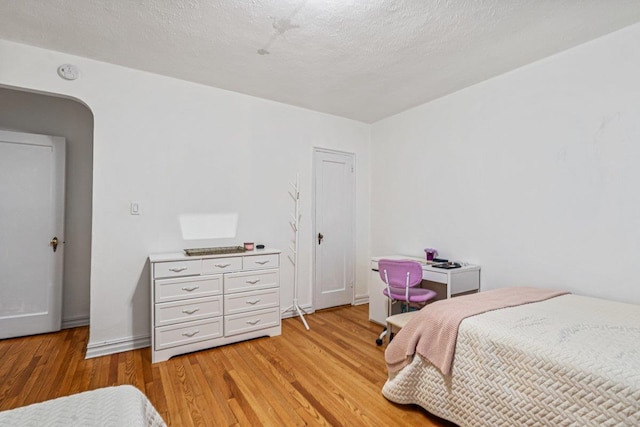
[131,201,140,215]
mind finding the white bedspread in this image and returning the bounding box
[383,294,640,426]
[0,385,166,427]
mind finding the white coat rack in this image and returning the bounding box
[282,173,310,330]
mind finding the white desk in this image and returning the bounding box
[369,255,481,325]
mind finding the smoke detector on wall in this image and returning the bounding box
[57,64,79,80]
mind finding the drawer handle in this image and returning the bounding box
[255,260,270,265]
[181,286,200,292]
[182,330,200,337]
[182,308,200,315]
[169,266,187,272]
[246,299,261,305]
[246,319,261,326]
[214,263,231,268]
[246,279,261,284]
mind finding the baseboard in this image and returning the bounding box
[354,294,369,306]
[62,314,90,329]
[281,303,314,318]
[85,334,150,359]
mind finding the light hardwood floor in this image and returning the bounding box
[0,304,454,426]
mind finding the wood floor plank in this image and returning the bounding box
[184,359,231,427]
[278,329,399,427]
[192,353,239,425]
[0,339,27,377]
[223,369,263,426]
[275,337,375,426]
[0,341,31,407]
[251,340,330,425]
[158,362,187,427]
[0,304,454,426]
[33,332,73,402]
[69,354,94,395]
[148,364,169,419]
[226,343,307,426]
[227,397,255,427]
[221,344,294,426]
[168,359,205,427]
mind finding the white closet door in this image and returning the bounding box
[314,149,355,310]
[0,130,65,339]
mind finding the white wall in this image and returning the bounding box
[0,88,93,327]
[371,23,640,304]
[4,19,637,353]
[0,39,371,354]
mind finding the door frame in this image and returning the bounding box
[312,147,356,310]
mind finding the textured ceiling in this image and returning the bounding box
[1,1,640,123]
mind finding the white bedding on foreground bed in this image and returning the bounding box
[0,385,166,427]
[383,294,640,426]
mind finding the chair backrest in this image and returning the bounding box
[378,259,423,288]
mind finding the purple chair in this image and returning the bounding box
[375,259,437,345]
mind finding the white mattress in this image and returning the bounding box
[383,294,640,426]
[0,385,166,427]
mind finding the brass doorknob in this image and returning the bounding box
[50,237,59,253]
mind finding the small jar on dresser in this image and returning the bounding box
[149,248,281,363]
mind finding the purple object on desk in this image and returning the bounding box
[424,248,438,261]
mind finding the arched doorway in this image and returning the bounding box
[0,87,94,330]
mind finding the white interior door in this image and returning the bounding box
[314,149,355,310]
[0,130,65,339]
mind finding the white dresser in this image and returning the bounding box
[149,249,281,363]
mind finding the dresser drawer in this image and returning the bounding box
[155,296,223,327]
[224,288,279,315]
[155,317,222,350]
[154,275,223,303]
[224,307,280,337]
[243,253,279,270]
[154,260,201,279]
[224,269,279,294]
[202,257,242,274]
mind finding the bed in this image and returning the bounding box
[0,385,166,427]
[383,289,640,426]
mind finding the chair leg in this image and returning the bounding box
[376,328,387,346]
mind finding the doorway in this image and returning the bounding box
[0,87,94,330]
[313,148,355,310]
[0,130,66,338]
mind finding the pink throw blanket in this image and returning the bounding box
[385,287,569,375]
